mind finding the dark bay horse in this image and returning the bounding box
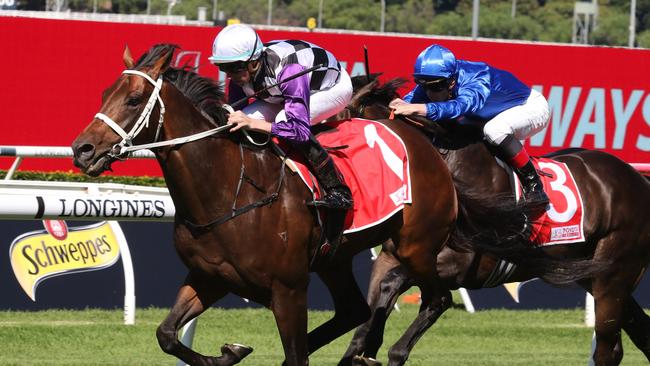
[70,44,598,366]
[69,44,534,366]
[342,78,650,366]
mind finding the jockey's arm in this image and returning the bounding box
[390,85,429,116]
[424,68,491,121]
[269,64,312,142]
[226,80,271,133]
[227,64,311,142]
[402,87,424,104]
[392,67,491,121]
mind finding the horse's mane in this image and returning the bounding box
[135,44,227,126]
[350,74,406,107]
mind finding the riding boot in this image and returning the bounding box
[294,135,353,210]
[491,134,549,206]
[515,161,549,205]
[293,135,353,259]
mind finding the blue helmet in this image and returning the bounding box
[413,44,457,80]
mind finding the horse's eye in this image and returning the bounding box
[126,96,142,106]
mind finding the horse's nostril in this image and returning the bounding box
[74,143,95,159]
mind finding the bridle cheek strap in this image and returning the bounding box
[93,69,240,158]
[95,69,165,157]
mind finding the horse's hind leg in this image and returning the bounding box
[622,296,650,361]
[591,270,639,366]
[157,272,251,366]
[386,288,452,366]
[340,252,413,366]
[306,260,371,357]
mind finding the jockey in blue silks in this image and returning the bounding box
[390,44,550,205]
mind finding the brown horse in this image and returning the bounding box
[70,44,592,366]
[341,78,650,366]
[67,44,452,366]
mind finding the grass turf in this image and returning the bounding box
[0,306,646,365]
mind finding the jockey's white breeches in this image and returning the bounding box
[483,89,550,145]
[242,68,353,124]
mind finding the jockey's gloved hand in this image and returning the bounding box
[393,103,427,117]
[389,98,407,109]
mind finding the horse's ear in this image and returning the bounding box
[123,45,135,69]
[150,47,175,78]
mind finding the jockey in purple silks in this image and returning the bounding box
[210,24,353,256]
[391,44,550,205]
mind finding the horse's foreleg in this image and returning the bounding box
[389,222,451,366]
[622,296,650,361]
[340,255,413,366]
[386,288,452,366]
[303,260,370,361]
[157,272,251,366]
[272,280,309,366]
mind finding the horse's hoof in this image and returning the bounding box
[220,343,253,363]
[352,355,382,366]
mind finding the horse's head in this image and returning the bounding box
[348,74,405,120]
[72,44,178,176]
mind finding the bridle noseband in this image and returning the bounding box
[95,69,166,159]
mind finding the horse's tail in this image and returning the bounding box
[448,184,608,286]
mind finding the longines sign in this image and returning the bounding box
[56,197,166,218]
[0,194,175,221]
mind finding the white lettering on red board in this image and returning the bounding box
[530,86,650,153]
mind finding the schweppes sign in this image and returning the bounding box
[10,221,121,301]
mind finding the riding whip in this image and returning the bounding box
[229,63,326,109]
[363,45,370,83]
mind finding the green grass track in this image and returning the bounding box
[0,306,646,365]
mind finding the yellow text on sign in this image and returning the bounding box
[10,222,121,301]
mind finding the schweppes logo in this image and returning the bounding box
[10,221,121,301]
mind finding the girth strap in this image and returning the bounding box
[183,143,287,231]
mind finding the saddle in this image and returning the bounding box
[278,118,413,266]
[398,115,484,150]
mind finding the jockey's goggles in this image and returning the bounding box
[415,77,450,92]
[218,61,249,74]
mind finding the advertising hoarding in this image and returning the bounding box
[1,17,649,176]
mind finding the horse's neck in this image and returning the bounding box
[156,89,246,223]
[162,87,220,137]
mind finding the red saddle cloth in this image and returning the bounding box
[287,118,411,233]
[516,157,586,246]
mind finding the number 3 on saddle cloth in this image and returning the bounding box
[512,158,586,246]
[280,118,412,234]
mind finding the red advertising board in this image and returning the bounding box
[2,17,650,176]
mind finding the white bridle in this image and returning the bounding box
[95,69,233,158]
[95,70,166,157]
